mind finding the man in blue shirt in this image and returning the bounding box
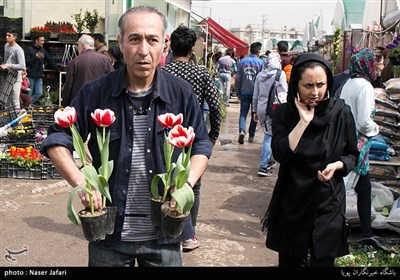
[235,42,264,144]
[41,6,212,267]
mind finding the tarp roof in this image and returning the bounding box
[203,17,249,57]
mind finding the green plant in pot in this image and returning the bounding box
[54,107,116,241]
[393,65,400,78]
[150,113,195,236]
[84,9,104,34]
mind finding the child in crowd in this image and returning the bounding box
[20,69,32,108]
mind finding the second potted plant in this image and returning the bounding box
[150,113,195,237]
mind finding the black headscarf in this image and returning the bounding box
[285,53,338,129]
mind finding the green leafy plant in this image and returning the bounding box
[393,65,400,78]
[335,244,400,267]
[71,9,84,34]
[84,9,104,34]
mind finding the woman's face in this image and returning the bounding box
[297,65,328,108]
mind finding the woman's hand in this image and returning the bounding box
[294,96,314,123]
[317,161,344,182]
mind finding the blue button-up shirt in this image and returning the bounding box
[41,67,212,244]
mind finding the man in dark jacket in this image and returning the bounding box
[61,34,114,107]
[41,6,212,267]
[25,35,59,104]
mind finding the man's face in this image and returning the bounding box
[5,33,16,44]
[36,36,45,48]
[75,41,85,54]
[120,12,164,81]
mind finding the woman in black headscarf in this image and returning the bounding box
[107,44,125,70]
[261,53,359,267]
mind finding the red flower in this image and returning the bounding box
[168,125,195,148]
[157,113,183,129]
[54,107,77,128]
[90,109,116,127]
[151,113,194,214]
[53,106,116,224]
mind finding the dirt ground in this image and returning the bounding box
[0,99,278,267]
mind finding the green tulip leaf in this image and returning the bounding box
[98,175,112,204]
[67,185,90,225]
[171,183,194,214]
[151,173,168,201]
[70,125,86,166]
[81,165,101,192]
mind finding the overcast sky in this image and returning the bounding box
[191,0,338,34]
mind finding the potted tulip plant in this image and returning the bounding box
[150,113,195,237]
[54,106,116,241]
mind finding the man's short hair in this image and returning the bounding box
[250,42,262,54]
[170,25,197,57]
[277,41,288,53]
[93,33,105,44]
[6,30,18,39]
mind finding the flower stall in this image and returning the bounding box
[0,105,61,180]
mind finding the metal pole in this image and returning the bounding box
[205,25,208,68]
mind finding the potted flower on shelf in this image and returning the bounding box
[30,26,51,41]
[57,26,78,43]
[7,145,43,179]
[150,113,195,237]
[386,34,400,66]
[54,107,116,241]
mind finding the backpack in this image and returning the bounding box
[266,69,287,118]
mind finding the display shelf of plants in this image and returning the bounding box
[0,106,62,179]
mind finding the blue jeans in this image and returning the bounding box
[239,95,257,137]
[29,78,43,104]
[88,239,182,267]
[260,133,272,168]
[219,73,231,105]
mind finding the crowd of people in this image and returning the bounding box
[1,4,397,267]
[0,31,125,109]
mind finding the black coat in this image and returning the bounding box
[263,54,360,260]
[25,45,59,79]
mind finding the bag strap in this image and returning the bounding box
[275,69,281,82]
[266,69,282,118]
